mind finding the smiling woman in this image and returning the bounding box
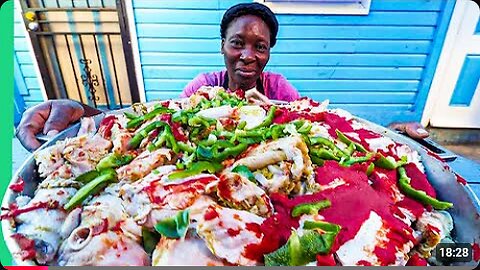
[180,3,301,102]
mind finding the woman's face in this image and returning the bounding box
[222,15,271,90]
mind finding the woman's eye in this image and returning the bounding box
[256,44,268,52]
[231,40,243,48]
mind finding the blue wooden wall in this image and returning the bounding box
[134,0,455,125]
[14,4,44,109]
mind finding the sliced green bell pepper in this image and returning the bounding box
[397,167,453,210]
[154,210,190,239]
[291,200,331,217]
[64,168,117,211]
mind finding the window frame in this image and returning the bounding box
[254,0,371,15]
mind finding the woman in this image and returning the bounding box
[16,3,428,151]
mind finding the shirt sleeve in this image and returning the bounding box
[180,73,209,98]
[275,74,301,102]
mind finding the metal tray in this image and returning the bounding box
[2,108,480,266]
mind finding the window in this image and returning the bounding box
[255,0,371,15]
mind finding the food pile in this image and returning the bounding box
[2,87,456,266]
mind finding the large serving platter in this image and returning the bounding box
[3,105,480,266]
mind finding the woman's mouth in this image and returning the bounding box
[236,68,257,78]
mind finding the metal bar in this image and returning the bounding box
[101,0,105,8]
[55,0,60,8]
[107,35,123,107]
[29,7,117,11]
[40,0,46,8]
[92,34,111,109]
[86,0,90,8]
[48,35,68,98]
[20,0,55,99]
[38,20,119,23]
[64,34,84,103]
[33,31,121,35]
[116,0,140,103]
[78,34,98,107]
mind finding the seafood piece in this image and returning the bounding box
[196,204,265,266]
[58,231,149,266]
[121,172,219,227]
[116,148,174,181]
[152,230,225,266]
[232,136,314,194]
[217,172,272,217]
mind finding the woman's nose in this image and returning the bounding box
[240,48,255,62]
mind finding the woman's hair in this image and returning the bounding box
[220,3,279,47]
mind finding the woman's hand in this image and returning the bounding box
[388,122,429,139]
[245,88,272,105]
[16,100,100,151]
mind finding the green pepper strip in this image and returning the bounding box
[366,162,375,176]
[291,200,331,217]
[335,129,368,153]
[303,220,341,234]
[168,161,224,180]
[129,121,166,149]
[248,106,276,130]
[127,105,173,129]
[310,148,339,161]
[397,167,453,210]
[154,210,190,239]
[188,115,215,128]
[310,136,348,158]
[96,153,134,171]
[232,165,256,182]
[311,156,325,166]
[124,112,138,120]
[64,169,117,211]
[374,153,398,170]
[340,153,373,167]
[178,142,195,153]
[75,170,100,184]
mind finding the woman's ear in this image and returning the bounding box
[221,38,225,54]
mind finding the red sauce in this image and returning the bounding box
[357,260,372,266]
[245,223,262,238]
[92,218,109,236]
[12,233,36,260]
[322,112,354,137]
[455,173,467,185]
[272,107,324,124]
[217,175,233,200]
[204,206,219,221]
[404,163,436,198]
[227,228,241,237]
[406,253,427,266]
[316,254,336,266]
[9,177,25,193]
[425,149,445,162]
[144,176,217,205]
[426,224,440,234]
[0,201,57,220]
[99,115,117,138]
[473,242,480,261]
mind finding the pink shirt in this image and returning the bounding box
[180,70,301,102]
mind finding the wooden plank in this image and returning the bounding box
[138,39,431,54]
[299,91,416,104]
[14,23,25,38]
[142,66,424,80]
[144,78,420,92]
[134,9,439,26]
[22,89,44,101]
[25,78,40,90]
[19,64,37,78]
[16,52,36,65]
[140,52,427,67]
[370,0,444,11]
[136,24,436,40]
[132,0,443,12]
[14,39,29,51]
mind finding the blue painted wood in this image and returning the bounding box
[449,55,480,106]
[19,65,37,78]
[14,55,28,96]
[144,78,420,92]
[137,24,436,40]
[24,78,40,91]
[142,66,424,80]
[14,83,26,126]
[135,9,439,26]
[412,0,456,114]
[133,0,444,11]
[140,53,427,67]
[476,15,480,34]
[138,39,432,54]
